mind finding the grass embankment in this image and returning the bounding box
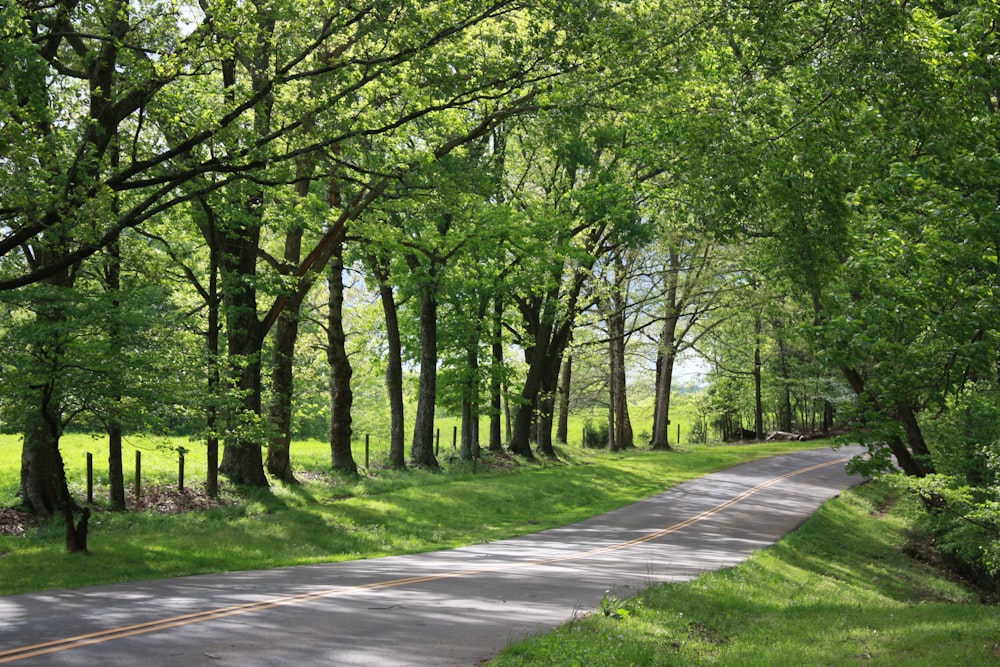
[488,482,1000,666]
[0,434,814,595]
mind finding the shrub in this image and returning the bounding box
[582,419,609,448]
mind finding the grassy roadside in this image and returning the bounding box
[0,436,817,596]
[487,481,1000,666]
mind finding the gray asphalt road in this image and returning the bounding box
[0,445,867,666]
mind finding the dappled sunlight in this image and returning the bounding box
[0,447,869,665]
[491,480,998,666]
[628,587,992,666]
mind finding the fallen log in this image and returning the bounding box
[766,430,805,441]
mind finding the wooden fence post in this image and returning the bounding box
[134,450,142,499]
[86,453,93,504]
[178,450,185,491]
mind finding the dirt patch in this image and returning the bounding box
[477,451,521,472]
[0,509,37,536]
[125,484,232,514]
[0,485,232,537]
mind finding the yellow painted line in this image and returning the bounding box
[0,455,851,663]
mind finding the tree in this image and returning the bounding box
[707,0,998,474]
[383,156,488,469]
[264,153,322,483]
[1,0,158,516]
[427,141,515,462]
[648,235,725,449]
[326,235,357,474]
[235,0,565,478]
[3,280,76,517]
[364,251,407,468]
[134,207,227,496]
[3,0,572,496]
[554,353,573,445]
[593,248,637,451]
[499,102,648,457]
[81,234,194,509]
[682,2,999,586]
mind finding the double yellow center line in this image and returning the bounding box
[0,455,849,663]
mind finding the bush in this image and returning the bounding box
[895,469,1000,595]
[582,419,609,448]
[884,387,1000,594]
[689,418,708,444]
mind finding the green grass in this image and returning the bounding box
[0,432,819,595]
[565,395,700,448]
[5,433,995,663]
[487,481,1000,666]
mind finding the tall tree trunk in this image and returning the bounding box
[266,303,300,483]
[265,161,312,483]
[528,394,539,445]
[535,363,561,458]
[105,238,126,510]
[886,434,928,478]
[19,267,75,518]
[896,403,934,475]
[536,402,556,456]
[375,270,406,467]
[105,142,126,510]
[822,400,834,434]
[509,327,547,459]
[555,353,572,444]
[20,396,66,518]
[840,365,928,476]
[608,334,619,451]
[504,392,513,445]
[218,7,273,488]
[652,350,663,443]
[218,220,269,487]
[775,333,793,432]
[21,386,71,518]
[218,342,268,486]
[205,223,221,498]
[460,343,480,461]
[461,400,479,462]
[651,348,676,451]
[607,295,632,451]
[461,298,488,461]
[489,295,504,452]
[624,404,634,447]
[410,280,440,468]
[652,250,680,450]
[753,314,764,439]
[328,237,357,475]
[107,422,125,510]
[510,320,575,457]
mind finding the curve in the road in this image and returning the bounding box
[0,446,866,666]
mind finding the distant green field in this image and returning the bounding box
[0,426,818,596]
[0,401,704,505]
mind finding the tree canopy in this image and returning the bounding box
[1,0,998,580]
